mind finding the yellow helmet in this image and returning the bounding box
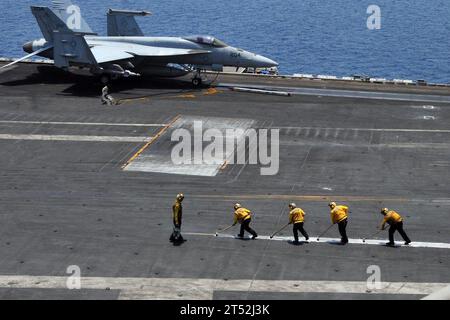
[328,202,336,209]
[176,193,184,201]
[234,203,242,210]
[289,203,296,209]
[381,208,389,214]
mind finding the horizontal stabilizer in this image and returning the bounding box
[0,46,53,69]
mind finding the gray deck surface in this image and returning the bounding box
[0,62,449,300]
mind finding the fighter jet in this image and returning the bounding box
[2,1,278,86]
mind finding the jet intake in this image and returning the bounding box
[193,64,224,72]
[211,64,224,72]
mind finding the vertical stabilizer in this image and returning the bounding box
[107,9,151,36]
[31,6,72,42]
[51,0,95,34]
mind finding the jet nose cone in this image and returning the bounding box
[266,57,279,68]
[255,54,279,68]
[23,41,33,54]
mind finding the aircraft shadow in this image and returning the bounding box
[0,66,84,86]
[287,240,309,246]
[0,65,208,98]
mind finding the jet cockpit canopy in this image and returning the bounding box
[184,35,228,48]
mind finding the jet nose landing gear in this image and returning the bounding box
[192,77,203,87]
[191,68,206,88]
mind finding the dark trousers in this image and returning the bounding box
[389,221,411,243]
[338,219,348,243]
[239,219,257,237]
[293,222,309,242]
[170,223,183,242]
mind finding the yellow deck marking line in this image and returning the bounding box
[122,115,181,169]
[116,88,219,103]
[175,94,196,99]
[166,88,221,99]
[115,90,197,104]
[219,160,229,171]
[203,88,220,95]
[189,194,408,202]
[116,97,150,105]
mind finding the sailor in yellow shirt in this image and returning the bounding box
[233,203,258,239]
[288,203,309,243]
[329,202,349,244]
[380,208,411,246]
[170,193,184,243]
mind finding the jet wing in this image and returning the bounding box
[88,41,210,64]
[90,46,134,64]
[120,44,210,57]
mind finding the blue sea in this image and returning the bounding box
[1,0,449,82]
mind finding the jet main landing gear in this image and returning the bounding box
[100,74,112,85]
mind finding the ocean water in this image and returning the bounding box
[1,0,449,82]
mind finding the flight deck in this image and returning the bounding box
[0,62,449,300]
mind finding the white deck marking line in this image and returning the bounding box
[190,194,408,202]
[184,232,450,249]
[273,126,450,133]
[220,83,450,103]
[0,275,446,300]
[0,120,166,127]
[0,134,154,143]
